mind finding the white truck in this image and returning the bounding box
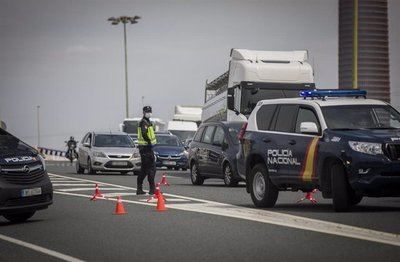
[167,121,198,145]
[119,118,166,135]
[201,49,315,122]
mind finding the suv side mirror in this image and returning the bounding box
[83,142,91,148]
[300,122,319,135]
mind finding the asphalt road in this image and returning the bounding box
[1,161,400,262]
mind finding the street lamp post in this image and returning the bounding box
[36,105,40,147]
[108,15,141,119]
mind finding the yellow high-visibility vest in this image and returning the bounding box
[137,124,157,145]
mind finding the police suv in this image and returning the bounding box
[0,128,53,222]
[236,90,400,211]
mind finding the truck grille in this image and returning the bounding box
[384,144,400,161]
[0,162,45,185]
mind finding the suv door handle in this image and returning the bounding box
[262,138,271,143]
[288,139,296,145]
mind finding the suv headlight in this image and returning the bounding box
[132,152,141,159]
[348,141,383,155]
[93,151,106,158]
[179,150,189,158]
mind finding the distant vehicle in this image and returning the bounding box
[0,128,53,223]
[76,132,141,175]
[173,105,202,126]
[238,89,400,212]
[119,118,166,135]
[202,49,315,123]
[153,134,189,171]
[167,121,198,145]
[188,121,245,186]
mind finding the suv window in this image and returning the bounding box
[273,105,298,133]
[257,104,277,131]
[194,127,205,142]
[81,133,89,144]
[202,126,215,144]
[212,126,225,146]
[295,107,320,133]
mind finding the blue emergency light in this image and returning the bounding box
[299,89,367,99]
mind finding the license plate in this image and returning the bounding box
[21,187,42,197]
[163,161,176,166]
[112,161,128,166]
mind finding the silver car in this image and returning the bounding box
[76,131,141,175]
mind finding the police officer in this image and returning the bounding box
[137,106,157,195]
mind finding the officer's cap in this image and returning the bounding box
[143,106,152,113]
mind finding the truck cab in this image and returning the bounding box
[238,90,400,211]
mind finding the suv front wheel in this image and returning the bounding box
[331,162,356,212]
[250,164,278,207]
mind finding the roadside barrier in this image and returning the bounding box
[37,147,66,157]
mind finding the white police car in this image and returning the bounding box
[236,90,400,211]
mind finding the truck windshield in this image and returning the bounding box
[169,130,196,141]
[322,105,400,130]
[0,130,35,153]
[241,88,300,116]
[123,121,139,134]
[93,135,134,148]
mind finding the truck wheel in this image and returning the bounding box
[76,161,84,174]
[331,163,354,212]
[191,163,204,185]
[4,212,35,223]
[250,164,278,207]
[223,163,238,187]
[87,158,96,175]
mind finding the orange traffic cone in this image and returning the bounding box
[156,192,167,212]
[90,183,103,201]
[147,183,166,202]
[297,189,318,204]
[114,196,127,215]
[160,173,170,186]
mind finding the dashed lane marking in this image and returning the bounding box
[0,234,84,262]
[57,188,128,192]
[48,173,400,247]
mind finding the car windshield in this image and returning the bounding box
[168,130,196,142]
[0,130,35,154]
[322,105,400,130]
[156,135,182,146]
[93,134,134,148]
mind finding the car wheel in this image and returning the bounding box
[331,162,354,212]
[223,163,238,187]
[249,164,278,208]
[4,211,35,223]
[190,162,204,185]
[87,158,96,175]
[76,161,84,174]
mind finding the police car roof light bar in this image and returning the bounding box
[299,89,367,100]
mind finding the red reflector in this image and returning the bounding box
[237,122,248,140]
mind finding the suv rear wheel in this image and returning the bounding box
[250,164,278,207]
[190,162,204,185]
[331,163,355,212]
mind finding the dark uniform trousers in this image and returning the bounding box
[138,145,156,190]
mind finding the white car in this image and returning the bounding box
[76,131,141,175]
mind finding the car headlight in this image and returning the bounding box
[92,151,107,158]
[38,154,46,171]
[348,141,383,155]
[132,152,141,159]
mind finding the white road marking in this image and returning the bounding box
[0,234,84,262]
[52,183,97,187]
[49,173,400,247]
[138,198,190,203]
[57,187,128,192]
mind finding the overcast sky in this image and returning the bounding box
[0,0,399,150]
